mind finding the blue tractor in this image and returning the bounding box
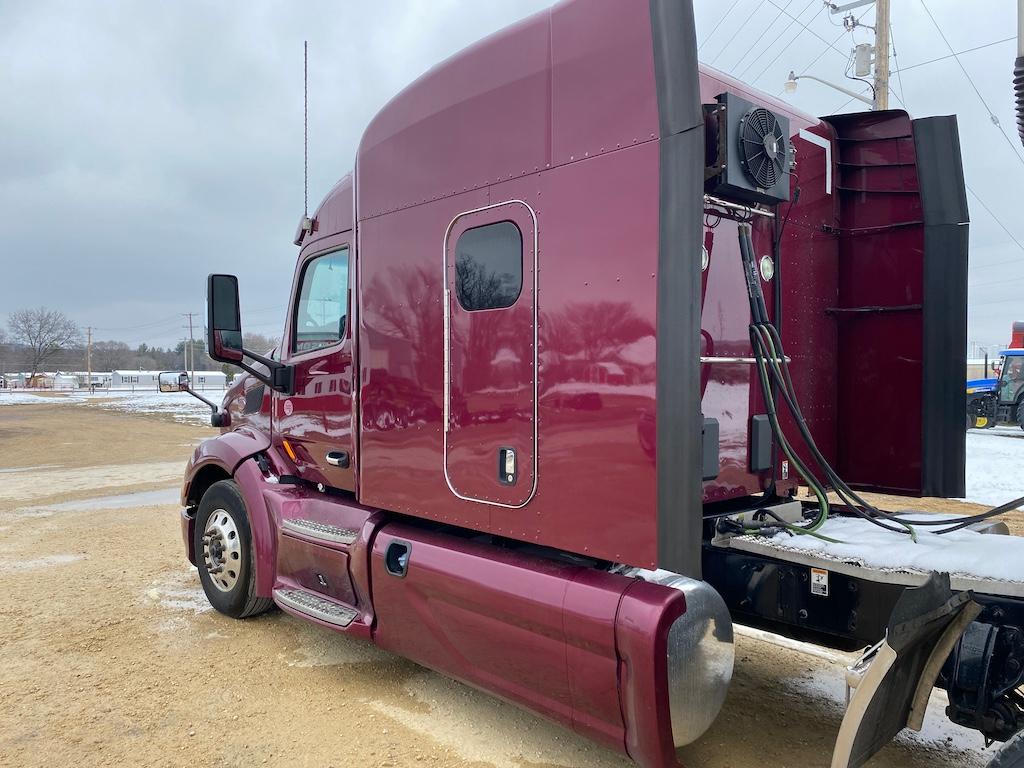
[967,349,1024,429]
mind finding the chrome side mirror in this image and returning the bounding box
[158,371,190,393]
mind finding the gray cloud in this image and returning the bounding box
[1,0,1020,352]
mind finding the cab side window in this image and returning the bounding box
[293,248,349,354]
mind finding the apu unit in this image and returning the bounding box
[705,92,792,206]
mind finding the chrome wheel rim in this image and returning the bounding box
[203,508,242,592]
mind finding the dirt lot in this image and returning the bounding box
[0,402,1003,767]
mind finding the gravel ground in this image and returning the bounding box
[0,402,1011,767]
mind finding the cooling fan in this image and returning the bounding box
[705,92,791,206]
[739,108,787,190]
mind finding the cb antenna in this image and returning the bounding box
[301,40,313,236]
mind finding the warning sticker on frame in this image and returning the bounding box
[810,568,829,597]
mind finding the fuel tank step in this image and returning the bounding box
[273,588,359,627]
[280,518,358,545]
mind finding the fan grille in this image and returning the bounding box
[739,108,787,189]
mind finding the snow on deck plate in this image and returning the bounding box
[728,515,1024,597]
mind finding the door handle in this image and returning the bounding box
[325,451,350,469]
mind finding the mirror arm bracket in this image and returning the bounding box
[235,350,294,396]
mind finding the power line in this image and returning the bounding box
[699,0,743,52]
[708,3,763,66]
[765,0,849,62]
[889,22,909,110]
[749,1,826,84]
[918,0,1024,168]
[739,0,817,81]
[776,26,849,97]
[891,37,1015,75]
[92,313,185,332]
[729,0,798,74]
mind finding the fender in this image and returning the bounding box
[181,427,276,597]
[181,426,272,506]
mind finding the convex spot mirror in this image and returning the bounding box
[207,273,244,364]
[158,371,189,393]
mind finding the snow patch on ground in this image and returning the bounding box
[13,487,181,518]
[0,464,63,474]
[144,572,211,615]
[0,392,75,406]
[0,554,86,571]
[965,427,1024,508]
[744,627,990,765]
[0,389,220,425]
[783,666,988,765]
[280,623,390,668]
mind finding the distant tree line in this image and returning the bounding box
[0,307,279,379]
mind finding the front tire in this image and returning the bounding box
[194,479,273,618]
[1017,401,1024,431]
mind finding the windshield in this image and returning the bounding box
[999,356,1024,403]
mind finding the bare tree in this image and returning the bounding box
[8,308,81,379]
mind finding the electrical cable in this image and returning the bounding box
[741,0,820,81]
[891,37,1015,75]
[708,5,762,67]
[919,0,1024,169]
[889,22,909,111]
[730,0,798,75]
[699,0,743,52]
[765,0,848,60]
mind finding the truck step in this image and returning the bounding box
[281,518,358,546]
[273,588,359,627]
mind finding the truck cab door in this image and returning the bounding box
[275,242,356,491]
[444,201,537,507]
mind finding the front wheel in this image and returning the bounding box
[194,479,273,619]
[1017,401,1024,431]
[989,731,1024,768]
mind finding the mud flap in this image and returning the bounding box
[831,572,982,768]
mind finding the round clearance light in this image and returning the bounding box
[759,255,775,282]
[701,244,710,272]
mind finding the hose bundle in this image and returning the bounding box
[734,222,1024,541]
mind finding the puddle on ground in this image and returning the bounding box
[0,464,63,474]
[0,554,85,571]
[12,486,180,518]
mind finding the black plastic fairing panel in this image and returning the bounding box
[914,116,968,498]
[649,0,704,577]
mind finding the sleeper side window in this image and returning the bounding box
[454,221,522,311]
[292,247,349,354]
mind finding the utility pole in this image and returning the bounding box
[182,313,196,384]
[873,0,890,110]
[813,0,890,111]
[86,326,92,394]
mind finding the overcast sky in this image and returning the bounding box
[1,0,1020,352]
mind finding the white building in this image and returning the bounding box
[111,370,161,390]
[109,370,228,391]
[191,371,227,390]
[71,371,113,390]
[52,373,79,390]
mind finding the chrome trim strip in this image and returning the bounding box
[442,199,539,510]
[700,356,792,364]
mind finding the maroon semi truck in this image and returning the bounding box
[164,2,1024,766]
